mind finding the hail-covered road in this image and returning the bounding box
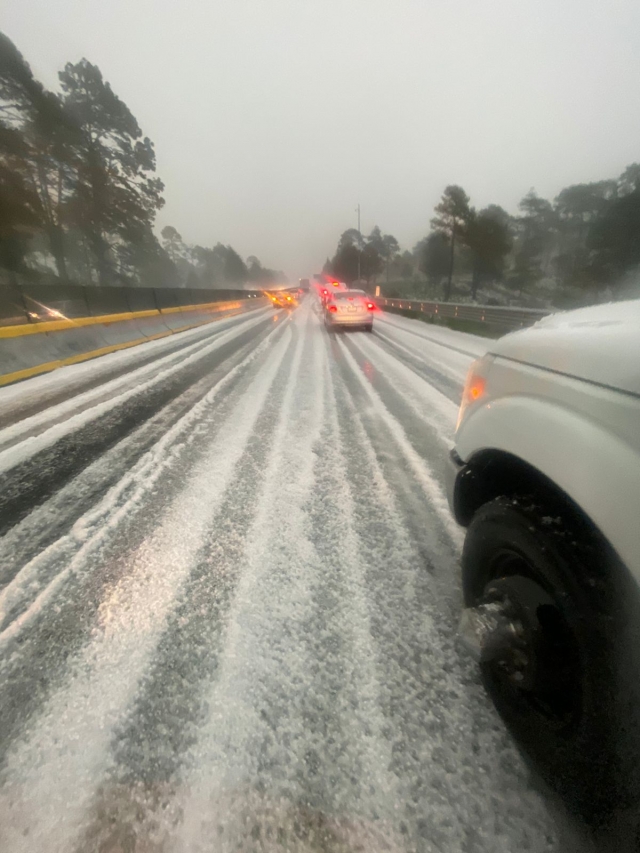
[0,300,586,852]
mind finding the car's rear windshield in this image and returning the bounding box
[333,291,366,300]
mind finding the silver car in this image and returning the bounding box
[324,290,375,332]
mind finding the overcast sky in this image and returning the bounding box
[5,0,640,279]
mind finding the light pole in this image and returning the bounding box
[356,203,361,283]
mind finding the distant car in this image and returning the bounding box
[324,290,375,332]
[447,299,640,795]
[269,293,296,309]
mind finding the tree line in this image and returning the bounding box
[324,226,399,284]
[159,226,284,289]
[326,169,640,304]
[0,32,283,289]
[421,172,640,302]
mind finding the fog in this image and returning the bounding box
[5,0,640,279]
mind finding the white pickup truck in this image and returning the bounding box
[447,299,640,807]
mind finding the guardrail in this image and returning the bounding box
[378,297,550,332]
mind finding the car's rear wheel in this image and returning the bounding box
[461,495,637,815]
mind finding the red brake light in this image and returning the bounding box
[328,305,337,313]
[367,302,374,310]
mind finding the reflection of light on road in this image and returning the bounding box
[362,360,375,382]
[273,315,279,322]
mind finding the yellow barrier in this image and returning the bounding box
[0,300,263,387]
[0,301,246,339]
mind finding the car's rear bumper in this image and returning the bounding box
[326,315,372,326]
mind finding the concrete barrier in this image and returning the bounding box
[84,286,150,347]
[0,286,28,326]
[124,288,169,339]
[156,289,188,332]
[20,282,90,322]
[44,325,112,361]
[0,283,269,386]
[171,301,246,332]
[0,331,64,378]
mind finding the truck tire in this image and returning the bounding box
[461,495,638,816]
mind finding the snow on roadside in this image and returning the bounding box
[377,312,489,357]
[374,323,475,386]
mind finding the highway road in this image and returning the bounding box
[0,299,590,852]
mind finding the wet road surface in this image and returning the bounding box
[0,301,591,852]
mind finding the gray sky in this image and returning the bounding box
[5,0,640,279]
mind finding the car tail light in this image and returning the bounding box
[366,302,374,310]
[457,355,494,431]
[328,305,337,313]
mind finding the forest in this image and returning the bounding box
[326,176,640,307]
[0,32,283,290]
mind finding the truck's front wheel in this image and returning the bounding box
[461,495,634,815]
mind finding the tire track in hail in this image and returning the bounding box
[326,329,563,853]
[347,331,458,442]
[71,316,307,853]
[0,320,288,758]
[164,307,340,851]
[0,311,274,534]
[335,334,461,547]
[0,322,294,853]
[0,308,271,431]
[0,319,276,583]
[372,327,466,402]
